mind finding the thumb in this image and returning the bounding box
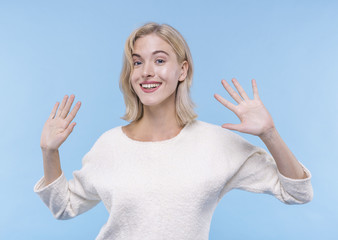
[221,123,243,132]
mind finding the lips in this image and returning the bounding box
[140,81,162,93]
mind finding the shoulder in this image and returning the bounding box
[189,120,257,153]
[89,126,121,147]
[96,126,122,142]
[189,120,243,141]
[81,126,123,164]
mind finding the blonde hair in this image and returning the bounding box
[119,22,197,126]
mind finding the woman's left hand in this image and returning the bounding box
[214,78,275,137]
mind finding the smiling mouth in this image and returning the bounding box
[140,83,161,89]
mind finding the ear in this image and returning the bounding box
[178,61,189,82]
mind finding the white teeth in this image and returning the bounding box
[141,83,161,89]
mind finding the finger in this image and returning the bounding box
[63,122,76,139]
[221,79,243,104]
[60,94,75,118]
[221,123,244,132]
[57,95,69,117]
[49,102,60,119]
[65,101,81,125]
[232,78,250,100]
[252,79,260,100]
[214,93,236,112]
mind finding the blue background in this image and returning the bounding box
[1,0,337,239]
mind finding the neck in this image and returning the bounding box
[124,97,183,142]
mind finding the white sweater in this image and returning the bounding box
[34,120,313,240]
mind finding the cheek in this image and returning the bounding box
[157,65,180,81]
[129,72,139,94]
[130,70,139,84]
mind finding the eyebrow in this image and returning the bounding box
[153,50,169,56]
[132,50,169,58]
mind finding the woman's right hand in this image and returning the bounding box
[40,94,81,152]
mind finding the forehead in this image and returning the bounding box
[133,34,175,55]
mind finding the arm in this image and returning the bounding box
[40,94,81,185]
[259,127,306,179]
[214,78,307,179]
[36,95,100,219]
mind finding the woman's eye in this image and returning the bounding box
[156,59,165,64]
[133,61,142,66]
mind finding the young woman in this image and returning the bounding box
[34,23,313,240]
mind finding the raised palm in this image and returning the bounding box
[214,79,275,137]
[40,95,81,151]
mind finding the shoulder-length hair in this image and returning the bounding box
[119,22,197,126]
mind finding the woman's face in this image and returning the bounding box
[131,34,187,108]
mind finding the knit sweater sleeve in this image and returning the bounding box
[34,146,101,220]
[217,130,313,204]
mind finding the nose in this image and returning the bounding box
[142,62,154,78]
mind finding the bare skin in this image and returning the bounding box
[122,98,183,142]
[214,78,307,179]
[40,94,81,185]
[122,34,188,142]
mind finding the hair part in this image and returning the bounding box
[119,22,197,126]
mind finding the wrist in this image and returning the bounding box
[41,146,59,154]
[259,126,278,142]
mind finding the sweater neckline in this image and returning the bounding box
[119,120,195,144]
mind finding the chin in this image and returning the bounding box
[137,92,176,108]
[140,99,162,107]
